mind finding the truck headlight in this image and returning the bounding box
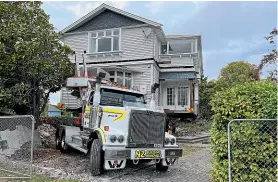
[171,138,176,145]
[117,135,124,143]
[165,138,170,145]
[110,135,117,143]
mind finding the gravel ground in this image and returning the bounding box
[30,144,212,182]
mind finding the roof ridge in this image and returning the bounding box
[61,3,162,33]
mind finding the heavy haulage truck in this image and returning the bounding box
[55,60,183,176]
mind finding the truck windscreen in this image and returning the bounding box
[100,88,146,108]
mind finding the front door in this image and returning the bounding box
[166,87,176,110]
[164,86,190,110]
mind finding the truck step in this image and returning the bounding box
[80,135,89,140]
[71,135,83,146]
[66,142,88,154]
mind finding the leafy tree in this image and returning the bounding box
[199,75,217,119]
[259,28,277,81]
[41,99,50,117]
[0,2,74,119]
[199,61,260,119]
[210,80,277,181]
[216,61,260,90]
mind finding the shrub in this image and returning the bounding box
[210,81,277,181]
[36,116,76,128]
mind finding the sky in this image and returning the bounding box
[41,1,277,105]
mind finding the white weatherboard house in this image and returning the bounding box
[60,3,203,119]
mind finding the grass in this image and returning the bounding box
[0,163,79,182]
[30,176,79,182]
[0,175,79,182]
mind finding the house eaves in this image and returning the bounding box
[61,3,162,34]
[166,34,202,39]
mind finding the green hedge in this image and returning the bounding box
[210,81,277,181]
[36,116,76,128]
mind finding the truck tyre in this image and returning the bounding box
[90,139,104,176]
[55,134,61,150]
[60,132,68,153]
[156,160,169,172]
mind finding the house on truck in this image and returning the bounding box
[60,3,203,120]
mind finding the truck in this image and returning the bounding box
[55,59,183,176]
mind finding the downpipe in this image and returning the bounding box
[150,83,160,111]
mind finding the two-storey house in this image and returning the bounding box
[60,3,203,120]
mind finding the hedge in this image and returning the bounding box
[36,116,76,128]
[210,81,277,181]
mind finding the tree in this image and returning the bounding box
[210,80,277,181]
[0,2,74,119]
[215,61,260,90]
[259,28,277,81]
[41,99,50,117]
[199,75,217,119]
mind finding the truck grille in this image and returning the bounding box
[127,110,166,148]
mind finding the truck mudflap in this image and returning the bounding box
[104,159,127,170]
[104,148,182,160]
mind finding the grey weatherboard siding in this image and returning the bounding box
[66,10,145,33]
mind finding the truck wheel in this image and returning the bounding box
[90,139,104,176]
[156,160,169,172]
[55,134,61,149]
[60,132,68,153]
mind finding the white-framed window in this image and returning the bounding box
[109,71,132,89]
[160,39,197,55]
[88,29,120,53]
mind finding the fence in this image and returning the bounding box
[0,115,35,180]
[228,119,277,182]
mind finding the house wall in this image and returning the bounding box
[48,111,61,117]
[62,26,155,64]
[60,88,82,109]
[158,56,194,67]
[60,62,155,109]
[125,64,152,102]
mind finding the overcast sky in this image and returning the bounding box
[42,1,277,105]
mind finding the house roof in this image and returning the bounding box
[61,3,162,33]
[166,34,202,39]
[48,105,61,112]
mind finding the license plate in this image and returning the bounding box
[134,150,162,159]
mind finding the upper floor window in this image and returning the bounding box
[88,29,120,53]
[160,39,197,55]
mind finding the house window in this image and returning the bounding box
[160,39,197,54]
[161,43,167,54]
[166,88,175,105]
[88,29,120,53]
[109,71,132,89]
[177,87,189,106]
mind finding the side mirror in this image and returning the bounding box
[95,72,106,83]
[151,83,160,93]
[98,72,106,79]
